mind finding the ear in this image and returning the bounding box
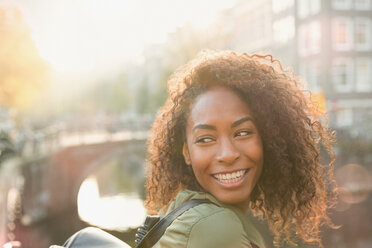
[182,142,191,165]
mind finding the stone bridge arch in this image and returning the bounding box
[18,138,146,246]
[71,140,146,209]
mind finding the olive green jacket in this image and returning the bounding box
[153,189,266,248]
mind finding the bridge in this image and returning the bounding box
[1,130,148,248]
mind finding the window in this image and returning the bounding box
[298,25,308,56]
[298,21,321,56]
[355,58,371,92]
[297,0,310,19]
[273,16,295,44]
[298,62,310,89]
[336,108,353,127]
[298,61,321,92]
[310,0,321,15]
[272,0,294,13]
[332,0,353,10]
[308,61,321,92]
[309,21,321,54]
[355,18,371,50]
[354,0,371,10]
[297,0,320,18]
[332,58,353,92]
[332,18,353,50]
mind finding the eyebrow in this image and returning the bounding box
[192,116,253,132]
[192,124,216,132]
[231,116,253,128]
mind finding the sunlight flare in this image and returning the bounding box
[77,176,146,231]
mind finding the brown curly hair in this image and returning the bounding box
[145,50,336,247]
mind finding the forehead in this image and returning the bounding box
[188,87,252,123]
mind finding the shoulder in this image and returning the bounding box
[155,203,250,248]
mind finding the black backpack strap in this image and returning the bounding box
[135,199,212,248]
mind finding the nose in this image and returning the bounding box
[216,137,240,164]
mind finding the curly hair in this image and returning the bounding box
[145,50,336,247]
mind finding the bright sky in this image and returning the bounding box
[6,0,236,76]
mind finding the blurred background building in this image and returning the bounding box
[226,0,372,139]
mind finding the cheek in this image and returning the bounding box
[240,139,263,161]
[189,148,215,172]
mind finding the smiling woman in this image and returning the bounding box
[182,87,264,213]
[145,50,337,247]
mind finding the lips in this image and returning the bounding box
[212,169,249,184]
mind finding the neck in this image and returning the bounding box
[234,200,250,213]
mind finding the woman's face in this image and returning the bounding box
[183,87,263,212]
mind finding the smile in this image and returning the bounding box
[212,169,249,184]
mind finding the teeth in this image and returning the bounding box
[213,169,247,183]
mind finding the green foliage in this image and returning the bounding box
[152,68,172,111]
[131,24,231,114]
[0,6,50,110]
[57,73,131,115]
[106,73,131,113]
[135,79,150,114]
[0,131,17,165]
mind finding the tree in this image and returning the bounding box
[151,67,171,111]
[135,79,150,114]
[153,24,232,111]
[0,131,17,165]
[106,73,131,113]
[0,6,50,110]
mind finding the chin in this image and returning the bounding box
[215,191,250,207]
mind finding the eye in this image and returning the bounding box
[195,137,214,144]
[235,130,252,137]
